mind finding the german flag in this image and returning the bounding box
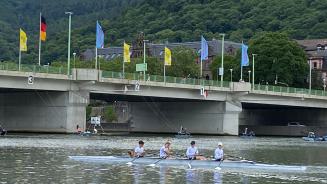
[40,16,46,41]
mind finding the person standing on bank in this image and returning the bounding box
[186,141,206,160]
[214,142,224,161]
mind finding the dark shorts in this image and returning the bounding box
[188,157,196,160]
[215,158,222,162]
[160,156,168,159]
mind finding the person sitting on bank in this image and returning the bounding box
[128,140,145,158]
[186,141,206,160]
[214,142,224,161]
[159,142,171,159]
[0,125,6,136]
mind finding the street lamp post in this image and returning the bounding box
[65,12,73,76]
[143,39,149,81]
[252,54,257,91]
[73,52,76,68]
[220,33,225,87]
[230,69,233,82]
[309,59,312,94]
[323,78,326,94]
[248,70,251,83]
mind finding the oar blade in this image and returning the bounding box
[215,167,221,170]
[126,162,133,165]
[147,163,156,167]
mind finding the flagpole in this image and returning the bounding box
[95,47,98,69]
[19,49,21,71]
[240,41,243,81]
[65,12,73,76]
[38,12,42,66]
[164,60,166,83]
[123,43,125,79]
[220,33,225,87]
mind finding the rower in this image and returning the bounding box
[128,140,145,158]
[159,142,171,159]
[214,142,224,161]
[186,141,206,160]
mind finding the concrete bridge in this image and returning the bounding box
[0,65,326,135]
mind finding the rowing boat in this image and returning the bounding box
[68,156,306,172]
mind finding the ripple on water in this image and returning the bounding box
[0,134,326,183]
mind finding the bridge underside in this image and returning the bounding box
[91,93,241,135]
[0,88,88,133]
[240,103,327,136]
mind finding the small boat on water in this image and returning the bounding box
[68,156,306,172]
[240,128,255,138]
[175,132,191,139]
[0,126,7,136]
[175,126,191,139]
[302,132,327,142]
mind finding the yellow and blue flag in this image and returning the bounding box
[20,28,27,52]
[241,43,249,66]
[165,47,171,66]
[201,36,208,61]
[96,21,104,48]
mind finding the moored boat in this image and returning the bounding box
[68,156,306,172]
[302,132,326,142]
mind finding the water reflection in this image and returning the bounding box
[213,171,222,184]
[0,134,327,183]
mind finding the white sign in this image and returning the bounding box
[200,86,205,96]
[28,75,34,85]
[219,67,224,76]
[91,116,101,125]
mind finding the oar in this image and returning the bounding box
[126,156,140,165]
[147,158,164,167]
[215,160,223,170]
[188,159,194,169]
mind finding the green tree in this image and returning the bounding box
[104,105,118,123]
[248,32,308,87]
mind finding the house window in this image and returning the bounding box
[313,62,317,69]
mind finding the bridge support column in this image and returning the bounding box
[0,90,89,133]
[129,101,241,135]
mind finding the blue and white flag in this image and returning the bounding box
[241,43,249,66]
[96,21,104,48]
[201,36,208,61]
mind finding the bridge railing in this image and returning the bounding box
[253,84,327,97]
[102,71,230,88]
[0,63,68,75]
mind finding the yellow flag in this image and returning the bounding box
[164,47,171,66]
[20,29,27,52]
[124,42,130,63]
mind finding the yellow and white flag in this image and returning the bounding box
[20,29,27,52]
[124,42,130,63]
[164,47,171,66]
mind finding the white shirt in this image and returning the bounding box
[160,146,168,158]
[134,146,144,156]
[214,148,224,160]
[186,146,199,158]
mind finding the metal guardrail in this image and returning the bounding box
[253,84,327,97]
[101,71,230,88]
[0,63,326,97]
[0,63,68,75]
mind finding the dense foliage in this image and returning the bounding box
[1,0,327,64]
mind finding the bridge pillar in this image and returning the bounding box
[128,101,241,135]
[0,90,89,133]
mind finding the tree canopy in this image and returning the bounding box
[1,0,327,64]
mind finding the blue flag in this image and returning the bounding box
[241,43,249,66]
[201,36,208,61]
[96,21,104,48]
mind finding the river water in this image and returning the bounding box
[0,134,327,183]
